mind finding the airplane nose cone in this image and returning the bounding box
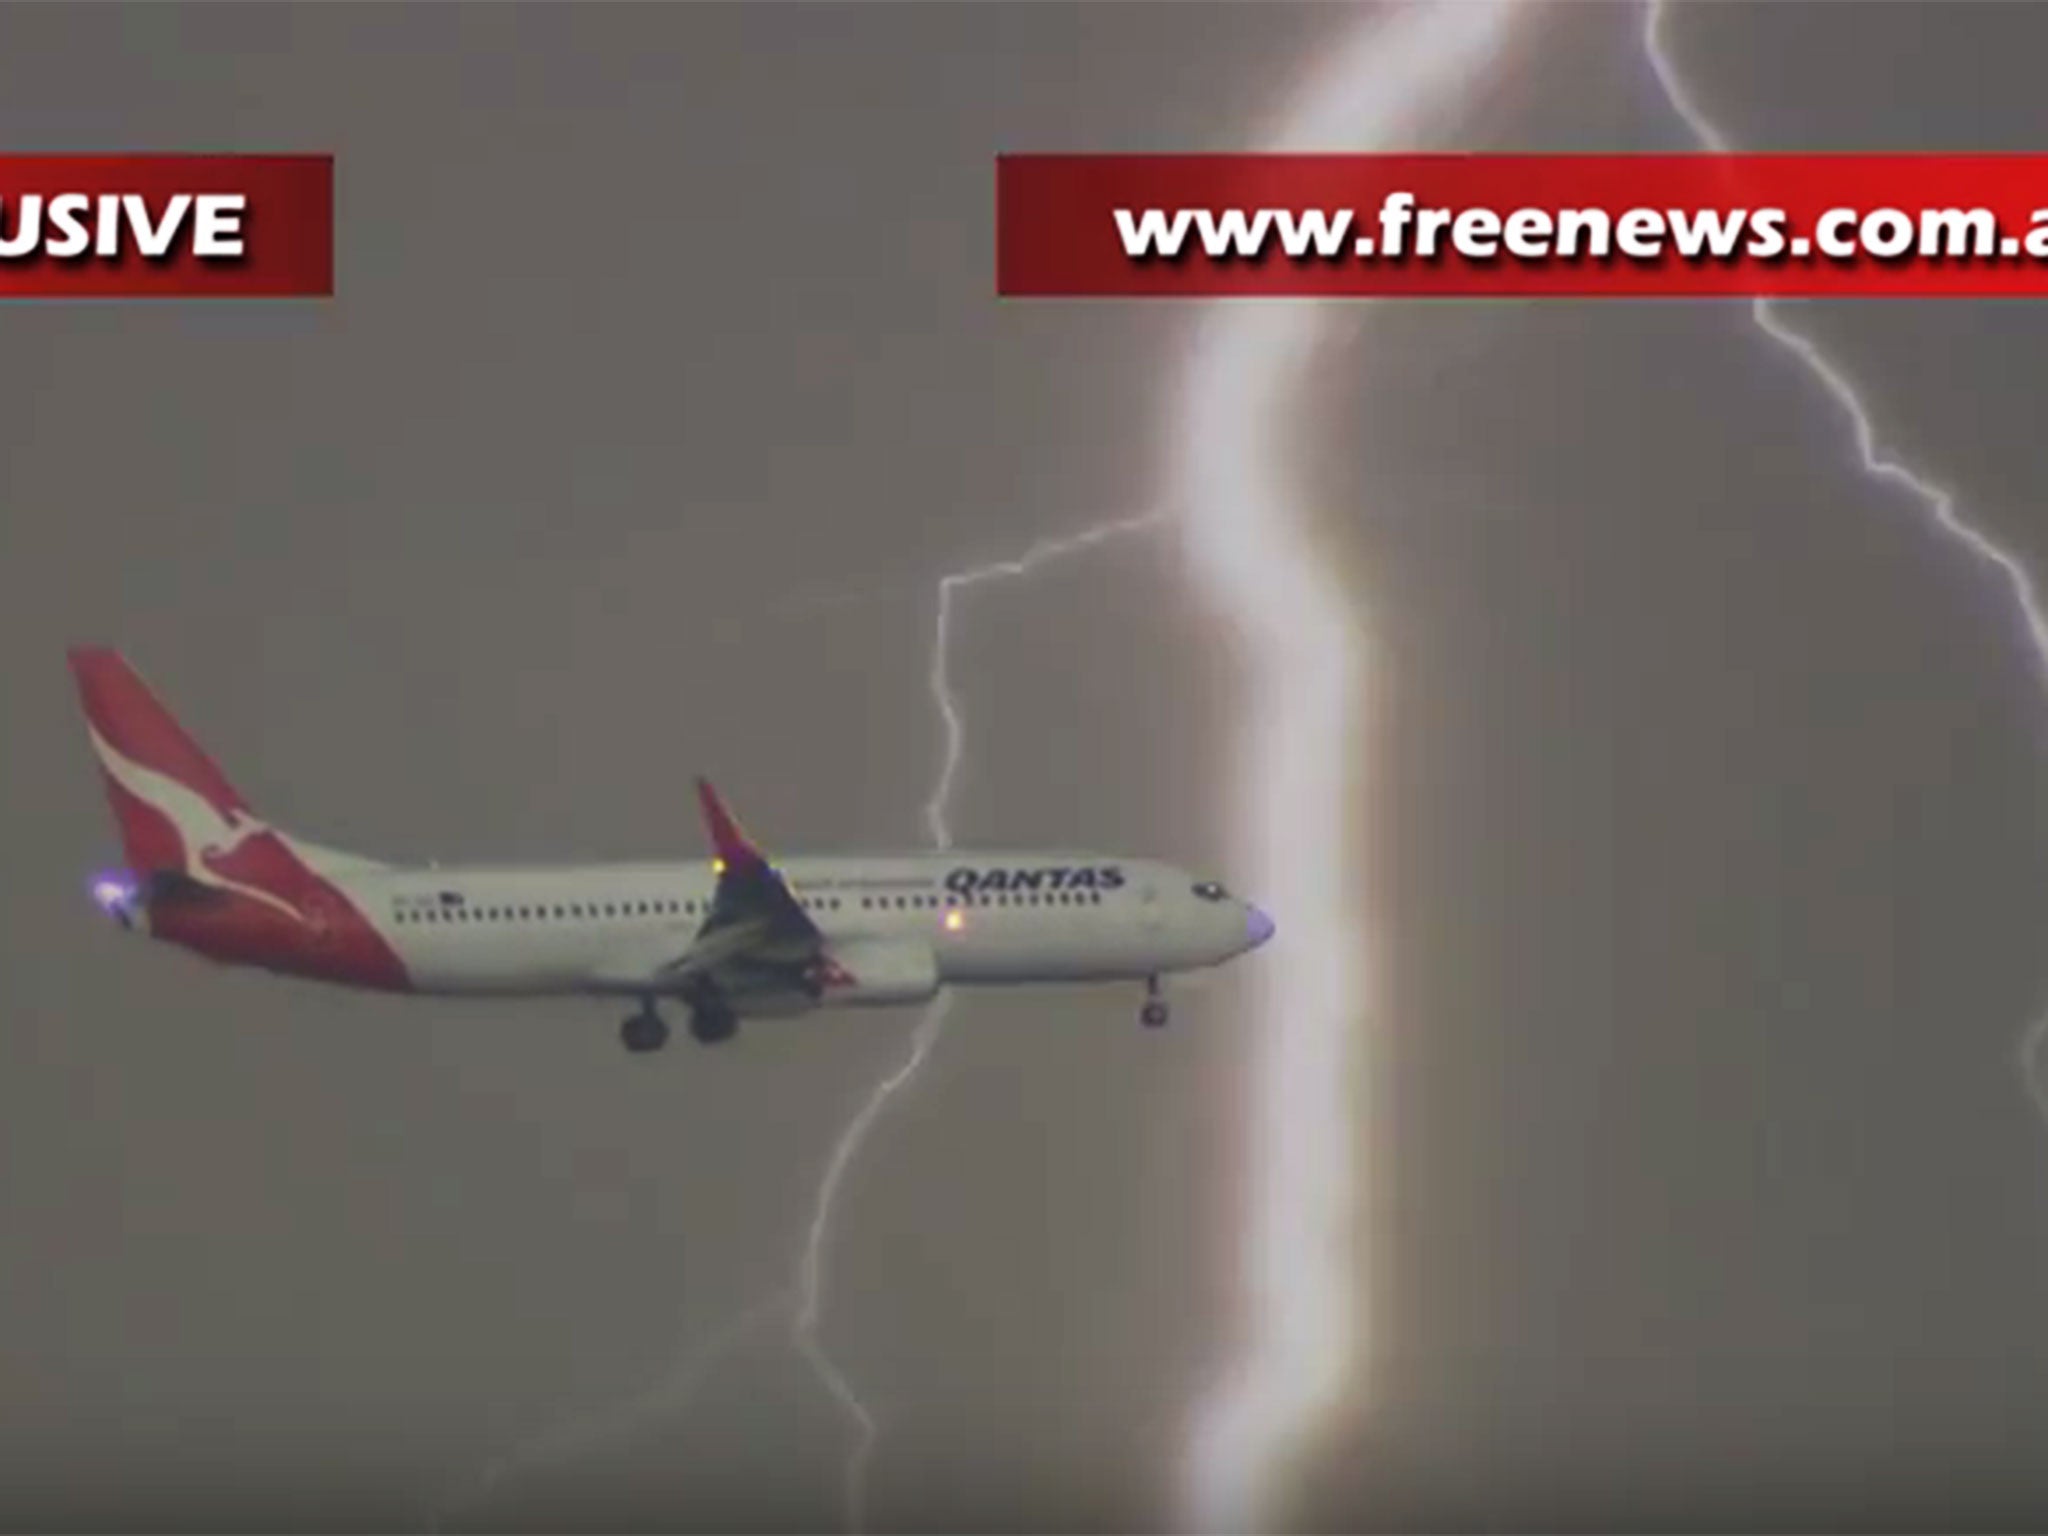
[1246,905,1276,950]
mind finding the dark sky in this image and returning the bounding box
[6,2,2048,1531]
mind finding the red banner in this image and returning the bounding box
[0,156,331,298]
[997,154,2048,298]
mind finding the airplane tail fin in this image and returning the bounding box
[68,646,260,874]
[65,647,385,878]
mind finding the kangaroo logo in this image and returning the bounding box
[86,724,306,924]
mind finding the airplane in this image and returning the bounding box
[67,647,1276,1051]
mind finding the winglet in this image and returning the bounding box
[695,777,766,872]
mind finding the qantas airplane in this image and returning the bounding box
[68,648,1276,1051]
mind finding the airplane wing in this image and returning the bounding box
[586,778,829,998]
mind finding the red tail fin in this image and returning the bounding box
[67,646,255,873]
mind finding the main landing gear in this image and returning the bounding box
[619,996,740,1052]
[620,1003,670,1053]
[688,1001,739,1044]
[1140,974,1170,1029]
[679,977,740,1045]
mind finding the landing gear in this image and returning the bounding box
[680,978,740,1045]
[688,1003,739,1044]
[1140,974,1169,1029]
[620,1003,670,1053]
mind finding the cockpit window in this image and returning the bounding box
[1193,881,1228,901]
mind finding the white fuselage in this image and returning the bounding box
[339,852,1265,1006]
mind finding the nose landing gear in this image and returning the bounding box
[1140,974,1169,1029]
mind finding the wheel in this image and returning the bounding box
[688,1004,739,1045]
[1140,999,1170,1029]
[621,1009,670,1053]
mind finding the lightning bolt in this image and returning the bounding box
[791,508,1167,1532]
[432,513,1167,1535]
[426,1288,793,1531]
[432,514,1164,1533]
[1170,5,1525,1532]
[429,11,2048,1535]
[1641,2,2048,1116]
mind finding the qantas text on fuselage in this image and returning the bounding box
[69,648,1275,1050]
